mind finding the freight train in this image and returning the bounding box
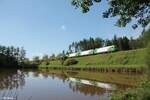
[68,45,116,57]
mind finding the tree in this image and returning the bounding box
[71,0,150,29]
[69,37,104,52]
[49,54,56,61]
[74,42,79,52]
[94,37,104,48]
[0,45,26,67]
[57,50,67,65]
[19,47,26,65]
[143,29,150,46]
[112,35,118,48]
[122,37,130,50]
[68,45,73,53]
[42,54,49,62]
[105,39,112,46]
[32,56,40,65]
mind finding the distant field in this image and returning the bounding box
[39,48,147,69]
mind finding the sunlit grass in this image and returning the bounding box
[39,48,147,69]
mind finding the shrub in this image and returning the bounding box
[111,80,150,100]
[46,62,49,65]
[57,55,67,65]
[64,59,78,66]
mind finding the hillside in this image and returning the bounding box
[39,48,147,69]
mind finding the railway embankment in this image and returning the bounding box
[39,48,147,73]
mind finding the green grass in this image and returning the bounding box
[39,48,147,69]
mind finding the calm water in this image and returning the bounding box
[0,69,145,100]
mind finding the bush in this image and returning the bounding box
[46,62,49,65]
[64,59,78,66]
[111,80,150,100]
[58,56,67,65]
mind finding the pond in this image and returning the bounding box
[0,68,145,100]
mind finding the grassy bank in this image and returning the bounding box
[39,48,147,71]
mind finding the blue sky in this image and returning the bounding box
[0,0,142,58]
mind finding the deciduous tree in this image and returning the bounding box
[71,0,150,29]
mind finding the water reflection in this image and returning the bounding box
[68,78,112,97]
[0,69,25,100]
[0,69,145,100]
[38,69,112,99]
[0,69,25,90]
[68,77,113,90]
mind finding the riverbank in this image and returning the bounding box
[39,48,147,72]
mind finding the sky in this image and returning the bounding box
[0,0,143,58]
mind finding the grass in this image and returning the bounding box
[39,48,147,69]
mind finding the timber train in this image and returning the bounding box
[68,45,116,58]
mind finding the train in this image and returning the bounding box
[68,45,116,58]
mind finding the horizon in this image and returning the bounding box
[0,0,143,58]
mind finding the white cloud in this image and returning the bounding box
[61,25,66,31]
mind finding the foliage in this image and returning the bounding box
[111,80,150,100]
[0,45,26,67]
[143,29,150,46]
[42,54,49,61]
[71,0,150,28]
[59,56,67,65]
[64,58,78,66]
[41,54,50,65]
[68,37,104,53]
[49,54,56,61]
[68,35,144,53]
[57,51,68,65]
[32,56,41,65]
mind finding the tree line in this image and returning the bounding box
[0,45,26,68]
[67,34,146,53]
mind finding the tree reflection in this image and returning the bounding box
[39,69,68,82]
[0,69,25,90]
[39,69,111,96]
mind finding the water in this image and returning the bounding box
[0,69,145,100]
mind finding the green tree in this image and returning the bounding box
[42,54,49,61]
[19,47,26,65]
[0,45,26,67]
[57,50,67,65]
[49,54,56,61]
[122,36,130,50]
[94,37,104,48]
[71,0,150,28]
[105,39,112,46]
[143,29,150,46]
[32,56,40,65]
